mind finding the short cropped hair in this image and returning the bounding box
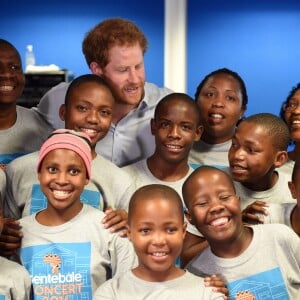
[82,18,148,68]
[128,184,184,223]
[240,113,290,151]
[65,74,113,105]
[194,68,248,110]
[154,92,201,125]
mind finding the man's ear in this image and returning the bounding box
[150,118,156,136]
[90,61,103,76]
[274,151,288,168]
[59,104,66,121]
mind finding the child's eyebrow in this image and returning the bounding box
[136,221,178,226]
[136,221,153,226]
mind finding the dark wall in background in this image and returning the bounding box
[187,0,300,117]
[0,0,165,86]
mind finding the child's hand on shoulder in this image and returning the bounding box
[102,208,128,237]
[242,201,268,224]
[204,274,228,299]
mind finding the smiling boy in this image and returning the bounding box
[183,166,300,299]
[122,92,203,241]
[228,113,295,222]
[94,184,224,300]
[123,92,202,208]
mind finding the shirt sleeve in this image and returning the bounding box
[108,234,137,277]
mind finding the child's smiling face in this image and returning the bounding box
[60,81,114,150]
[184,167,243,246]
[228,121,281,190]
[151,98,202,164]
[127,193,186,282]
[38,148,89,218]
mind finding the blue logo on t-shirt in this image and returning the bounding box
[21,242,92,299]
[30,184,102,214]
[227,267,289,299]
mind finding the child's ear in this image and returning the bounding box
[273,151,288,168]
[85,178,89,186]
[126,224,132,241]
[184,209,194,225]
[59,104,66,121]
[150,118,156,136]
[194,125,204,142]
[288,181,297,199]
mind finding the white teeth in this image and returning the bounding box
[0,85,14,91]
[82,128,97,134]
[152,252,166,257]
[53,190,70,199]
[125,87,138,92]
[292,120,300,124]
[210,113,223,119]
[210,217,228,227]
[166,144,181,149]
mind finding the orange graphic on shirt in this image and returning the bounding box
[235,290,255,300]
[43,254,62,274]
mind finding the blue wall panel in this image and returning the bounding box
[0,0,165,86]
[2,0,300,117]
[187,0,300,117]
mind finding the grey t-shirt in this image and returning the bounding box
[0,256,31,300]
[19,204,137,298]
[187,224,300,299]
[94,270,224,300]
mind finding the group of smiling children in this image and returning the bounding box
[0,38,300,300]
